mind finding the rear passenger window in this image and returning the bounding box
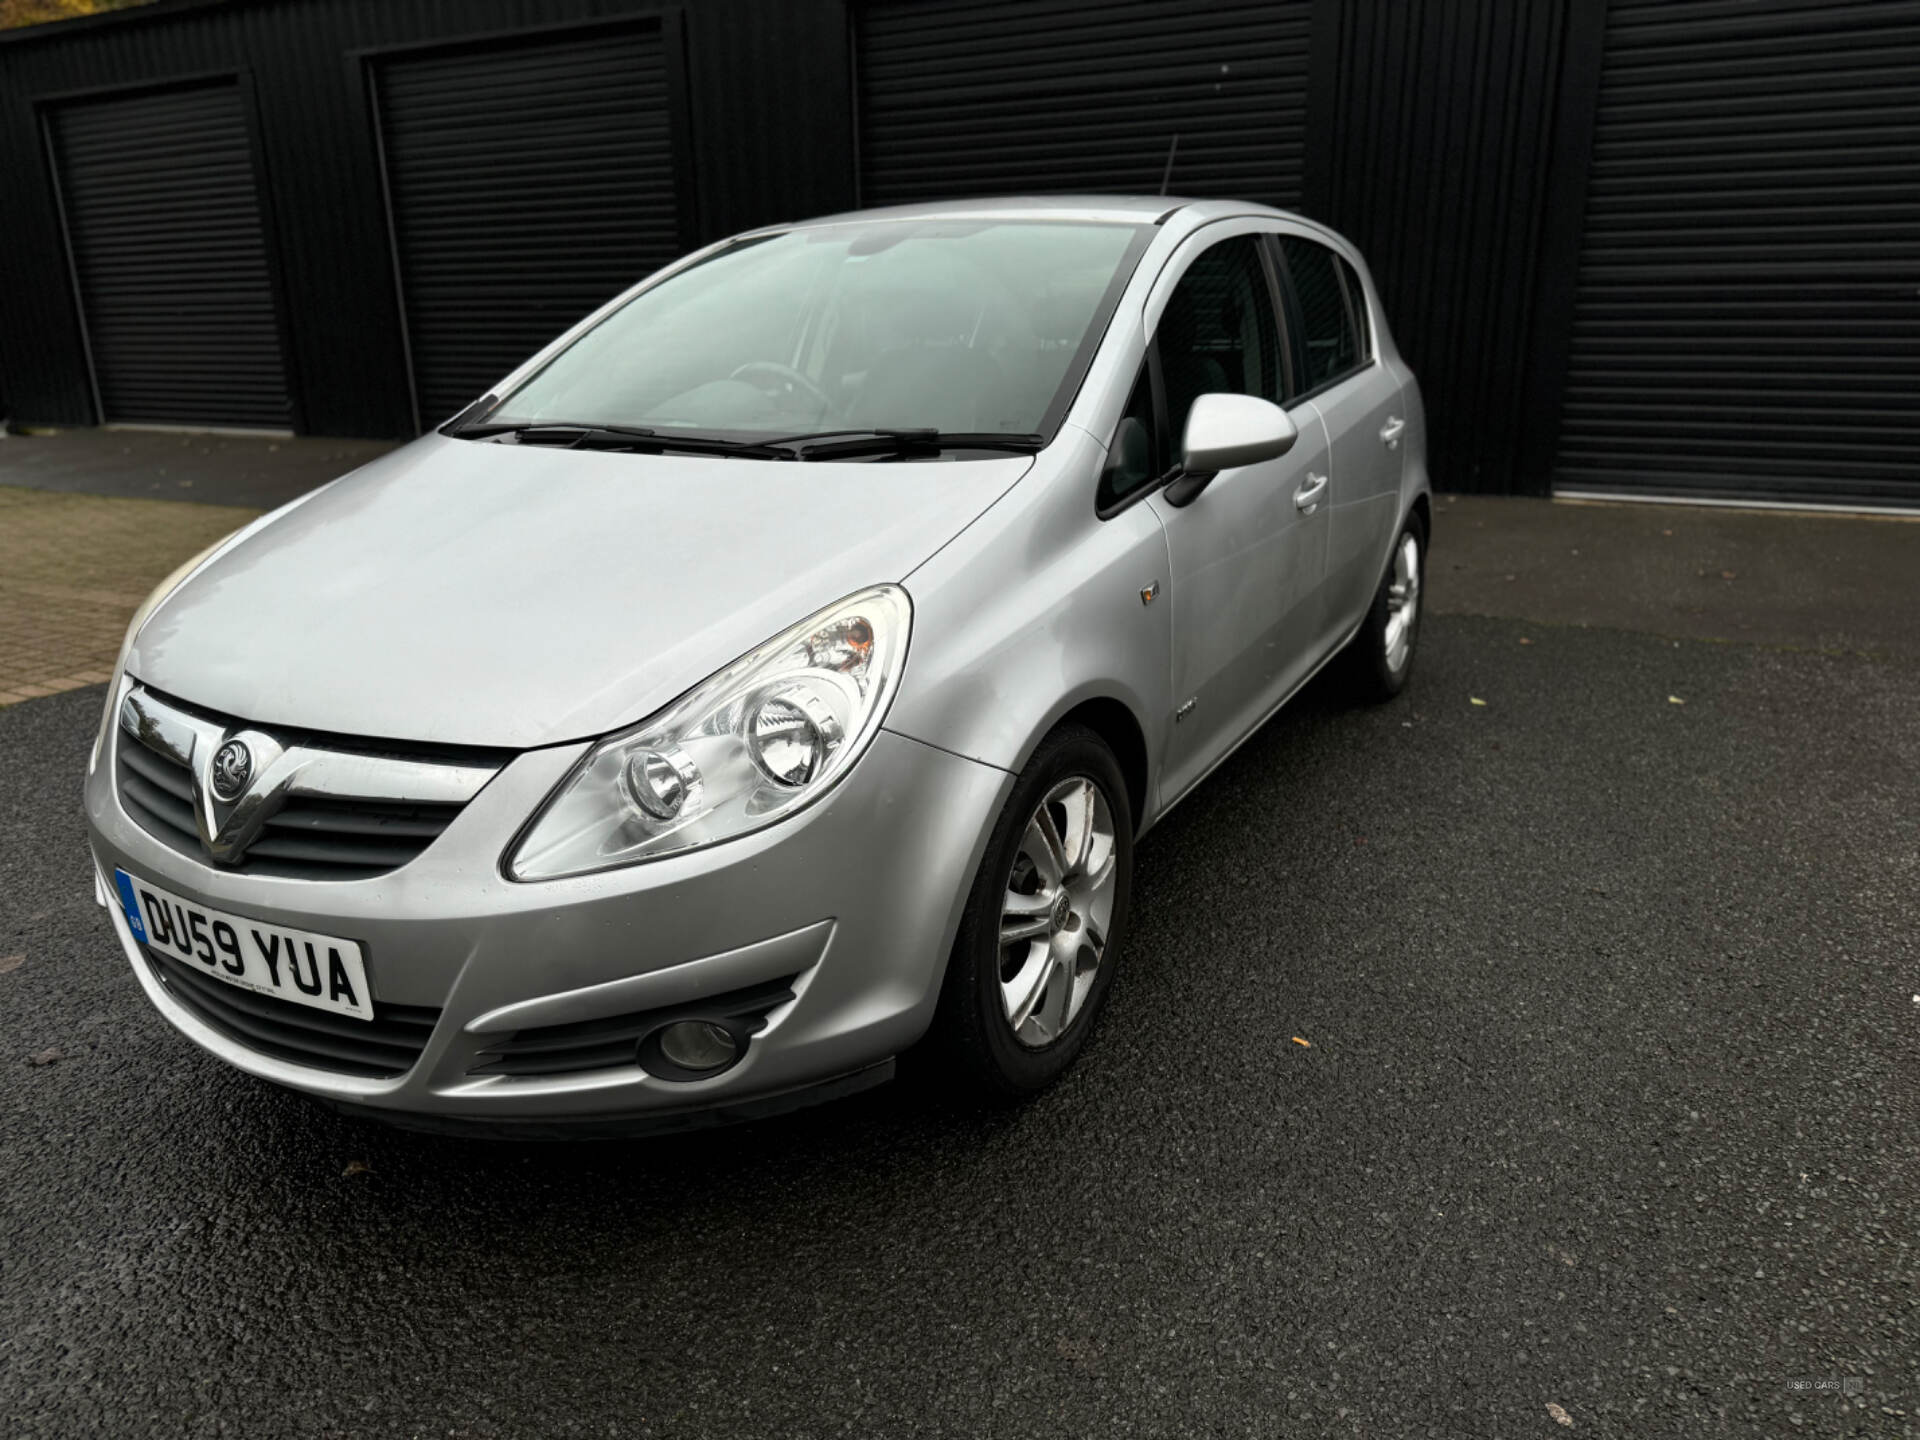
[1155,234,1285,446]
[1279,237,1361,391]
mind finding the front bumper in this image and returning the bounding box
[85,723,1012,1127]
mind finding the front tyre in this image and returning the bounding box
[1341,511,1427,703]
[930,724,1133,1100]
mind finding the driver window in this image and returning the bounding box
[1155,235,1285,447]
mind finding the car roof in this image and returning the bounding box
[719,195,1364,282]
[797,195,1177,226]
[775,194,1295,230]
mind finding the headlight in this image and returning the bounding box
[507,585,911,879]
[87,536,232,776]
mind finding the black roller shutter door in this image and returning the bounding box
[856,0,1312,208]
[1555,0,1920,507]
[47,82,292,430]
[375,27,682,429]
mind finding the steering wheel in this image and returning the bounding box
[729,361,833,412]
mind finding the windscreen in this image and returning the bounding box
[481,219,1148,440]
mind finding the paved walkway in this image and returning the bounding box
[0,427,394,510]
[0,429,388,708]
[0,487,259,707]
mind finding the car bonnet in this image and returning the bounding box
[127,433,1031,749]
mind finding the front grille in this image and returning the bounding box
[113,691,496,881]
[144,945,440,1078]
[469,976,798,1078]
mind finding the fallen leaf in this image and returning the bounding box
[27,1047,63,1066]
[1291,1037,1311,1048]
[1668,696,1685,705]
[343,1160,374,1178]
[0,954,24,975]
[1470,697,1488,707]
[1546,1401,1574,1427]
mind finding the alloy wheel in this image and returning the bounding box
[1384,531,1421,673]
[997,776,1117,1049]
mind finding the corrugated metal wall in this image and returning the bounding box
[0,0,851,439]
[856,0,1311,207]
[372,22,681,427]
[852,0,1577,497]
[1552,0,1920,507]
[1302,0,1575,496]
[2,0,1916,507]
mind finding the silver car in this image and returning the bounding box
[83,196,1429,1134]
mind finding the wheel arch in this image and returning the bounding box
[1009,689,1154,837]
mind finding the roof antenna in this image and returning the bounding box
[1158,133,1181,196]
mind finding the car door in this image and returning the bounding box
[1144,228,1332,807]
[1275,234,1405,646]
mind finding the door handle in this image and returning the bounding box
[1294,472,1329,513]
[1379,415,1406,449]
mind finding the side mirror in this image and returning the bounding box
[1164,393,1299,507]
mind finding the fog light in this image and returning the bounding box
[656,1020,737,1073]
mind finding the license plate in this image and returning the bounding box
[113,869,373,1023]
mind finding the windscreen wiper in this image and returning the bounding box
[761,429,1047,461]
[448,421,1045,462]
[453,421,792,460]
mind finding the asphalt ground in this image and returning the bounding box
[3,609,1915,1438]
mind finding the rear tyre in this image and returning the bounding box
[1340,510,1427,703]
[929,724,1133,1101]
